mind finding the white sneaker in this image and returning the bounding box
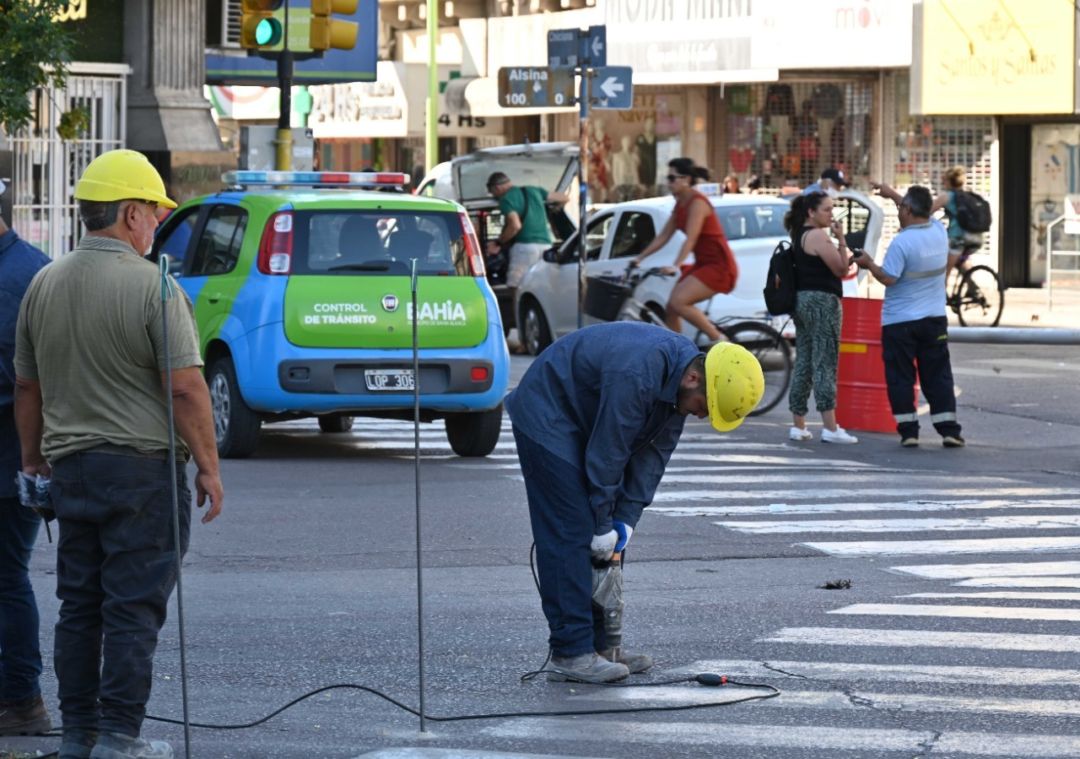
[821,426,858,445]
[788,426,813,441]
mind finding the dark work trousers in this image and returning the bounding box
[512,426,606,658]
[0,495,44,701]
[49,450,191,738]
[881,316,962,440]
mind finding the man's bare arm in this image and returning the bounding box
[166,366,223,523]
[14,376,49,476]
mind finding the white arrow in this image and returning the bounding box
[533,80,542,93]
[599,76,624,99]
[591,34,603,60]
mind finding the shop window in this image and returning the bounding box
[724,81,873,194]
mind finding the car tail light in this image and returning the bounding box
[470,365,489,382]
[458,212,486,277]
[257,212,293,275]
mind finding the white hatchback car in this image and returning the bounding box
[515,190,883,355]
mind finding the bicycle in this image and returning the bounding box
[947,255,1003,327]
[587,266,792,416]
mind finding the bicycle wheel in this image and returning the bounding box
[723,321,792,416]
[955,265,1003,327]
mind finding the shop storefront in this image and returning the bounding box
[912,0,1077,287]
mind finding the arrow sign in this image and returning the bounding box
[586,25,607,68]
[591,65,633,110]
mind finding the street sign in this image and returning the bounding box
[548,25,606,69]
[591,66,633,110]
[585,25,606,68]
[497,67,575,109]
[547,28,580,69]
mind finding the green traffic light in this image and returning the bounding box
[255,18,281,46]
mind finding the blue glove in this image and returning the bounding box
[613,521,633,552]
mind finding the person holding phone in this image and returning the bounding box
[784,191,858,444]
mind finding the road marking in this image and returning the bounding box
[650,499,1079,517]
[676,659,1080,686]
[656,487,1073,504]
[764,626,1080,653]
[956,576,1080,588]
[717,514,1080,534]
[830,603,1080,623]
[903,591,1080,601]
[803,536,1080,556]
[890,561,1080,579]
[661,472,1014,486]
[484,719,1080,757]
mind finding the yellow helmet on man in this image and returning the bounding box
[74,149,177,209]
[704,342,764,432]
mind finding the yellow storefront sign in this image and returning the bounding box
[920,0,1074,114]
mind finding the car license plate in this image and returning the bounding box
[364,368,415,391]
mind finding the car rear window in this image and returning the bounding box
[716,204,789,240]
[290,210,471,276]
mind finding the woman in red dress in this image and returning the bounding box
[632,158,738,343]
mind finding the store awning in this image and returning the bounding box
[446,76,577,118]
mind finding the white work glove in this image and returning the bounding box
[590,530,618,562]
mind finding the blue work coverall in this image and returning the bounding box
[505,322,700,657]
[0,227,50,703]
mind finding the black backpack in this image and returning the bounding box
[763,240,797,316]
[953,190,992,233]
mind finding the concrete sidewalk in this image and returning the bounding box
[997,285,1080,329]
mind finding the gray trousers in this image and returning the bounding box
[789,290,842,415]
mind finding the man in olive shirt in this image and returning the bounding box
[486,171,568,288]
[14,150,223,759]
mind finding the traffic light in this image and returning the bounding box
[240,0,284,50]
[310,0,359,52]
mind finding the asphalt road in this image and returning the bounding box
[8,341,1080,759]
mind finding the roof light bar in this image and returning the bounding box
[222,170,410,189]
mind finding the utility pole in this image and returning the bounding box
[425,0,438,173]
[275,1,293,171]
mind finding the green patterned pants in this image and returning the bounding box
[788,290,842,415]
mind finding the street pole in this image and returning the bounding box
[425,0,438,173]
[275,0,293,171]
[577,69,590,329]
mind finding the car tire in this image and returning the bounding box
[520,299,553,356]
[318,414,355,433]
[445,404,503,457]
[207,357,262,459]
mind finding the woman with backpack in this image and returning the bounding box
[784,191,858,444]
[935,166,986,263]
[631,158,738,344]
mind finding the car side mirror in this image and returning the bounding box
[542,246,559,263]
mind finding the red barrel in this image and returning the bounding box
[836,297,916,434]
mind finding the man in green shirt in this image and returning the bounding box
[486,172,568,288]
[14,150,223,759]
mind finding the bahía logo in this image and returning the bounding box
[381,294,399,312]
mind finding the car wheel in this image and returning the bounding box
[445,404,503,457]
[520,299,553,356]
[207,357,261,459]
[318,414,354,433]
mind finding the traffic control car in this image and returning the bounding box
[150,170,509,458]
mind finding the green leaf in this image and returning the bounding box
[0,0,77,136]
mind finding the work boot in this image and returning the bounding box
[0,693,52,735]
[59,729,98,759]
[547,652,629,683]
[599,645,654,674]
[90,732,174,759]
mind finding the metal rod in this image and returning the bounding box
[948,326,1080,344]
[410,258,428,733]
[159,256,192,759]
[577,66,590,330]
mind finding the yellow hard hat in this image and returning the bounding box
[74,149,177,209]
[704,342,765,432]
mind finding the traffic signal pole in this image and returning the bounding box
[275,0,293,170]
[577,70,591,329]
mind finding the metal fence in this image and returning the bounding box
[5,63,129,258]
